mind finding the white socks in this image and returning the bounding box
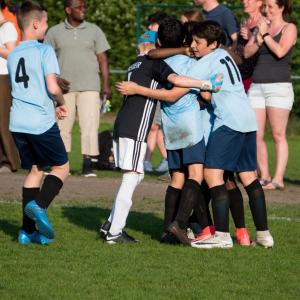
[109,173,144,235]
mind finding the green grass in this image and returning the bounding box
[0,200,299,299]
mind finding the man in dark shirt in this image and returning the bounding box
[194,0,239,47]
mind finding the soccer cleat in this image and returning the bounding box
[160,232,180,245]
[168,221,191,246]
[105,231,138,244]
[235,227,251,246]
[254,230,274,248]
[25,200,54,239]
[191,231,233,249]
[18,230,53,245]
[143,160,153,172]
[155,159,169,173]
[186,228,195,240]
[192,225,215,243]
[100,220,111,238]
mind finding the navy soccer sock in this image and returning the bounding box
[228,187,246,228]
[22,187,40,233]
[245,179,268,231]
[36,175,63,209]
[210,184,230,233]
[163,185,181,232]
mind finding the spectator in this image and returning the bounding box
[244,0,297,190]
[193,0,239,47]
[0,4,19,173]
[236,0,263,92]
[180,7,204,24]
[45,0,111,177]
[143,11,169,173]
[1,0,21,42]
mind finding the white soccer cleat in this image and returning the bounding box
[254,230,274,248]
[191,231,233,249]
[155,159,168,173]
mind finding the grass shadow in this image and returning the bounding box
[61,206,162,240]
[284,178,300,185]
[0,219,19,241]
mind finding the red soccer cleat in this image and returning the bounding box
[193,225,215,242]
[235,227,251,246]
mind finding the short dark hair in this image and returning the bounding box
[148,11,168,25]
[158,17,185,48]
[0,0,7,10]
[192,20,224,47]
[183,21,199,46]
[17,1,47,31]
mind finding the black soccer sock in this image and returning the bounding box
[175,179,201,230]
[201,180,213,226]
[210,184,230,233]
[228,187,246,228]
[193,186,210,230]
[163,185,181,232]
[36,175,63,209]
[245,179,268,231]
[22,187,40,233]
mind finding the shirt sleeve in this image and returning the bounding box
[1,22,17,44]
[94,25,111,54]
[41,45,60,76]
[151,60,176,83]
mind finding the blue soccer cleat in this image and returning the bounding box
[24,200,55,239]
[18,230,53,245]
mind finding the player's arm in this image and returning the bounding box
[0,41,16,59]
[148,47,190,59]
[97,52,111,99]
[116,81,189,102]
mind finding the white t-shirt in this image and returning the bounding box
[0,21,17,74]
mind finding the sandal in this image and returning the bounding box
[259,178,272,186]
[263,181,285,191]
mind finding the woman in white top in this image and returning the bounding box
[0,7,19,172]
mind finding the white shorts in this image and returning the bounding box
[248,82,294,110]
[113,138,147,174]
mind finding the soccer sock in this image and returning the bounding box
[201,180,213,226]
[175,179,201,230]
[228,187,246,228]
[163,185,181,232]
[109,173,143,235]
[245,179,268,231]
[22,187,40,233]
[210,184,230,233]
[36,175,63,209]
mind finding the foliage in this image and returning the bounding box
[39,0,300,115]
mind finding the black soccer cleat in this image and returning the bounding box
[105,231,138,244]
[168,221,191,246]
[100,220,111,238]
[160,232,180,245]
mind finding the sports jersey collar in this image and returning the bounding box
[64,19,87,29]
[19,40,39,46]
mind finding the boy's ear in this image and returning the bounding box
[32,19,39,30]
[210,40,218,50]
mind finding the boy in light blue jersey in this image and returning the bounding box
[7,1,69,245]
[172,21,274,249]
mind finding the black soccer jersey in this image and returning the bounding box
[113,55,175,142]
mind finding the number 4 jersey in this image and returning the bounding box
[7,40,60,134]
[187,48,257,133]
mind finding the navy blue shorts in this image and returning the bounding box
[12,123,68,170]
[205,126,256,172]
[167,138,205,171]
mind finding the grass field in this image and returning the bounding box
[1,115,299,299]
[0,199,299,299]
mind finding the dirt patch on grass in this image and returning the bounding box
[1,173,299,204]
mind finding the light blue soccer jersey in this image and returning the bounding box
[201,105,215,145]
[187,48,257,133]
[7,40,60,134]
[162,55,203,150]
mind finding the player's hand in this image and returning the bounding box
[57,77,70,94]
[56,104,68,120]
[116,81,139,95]
[102,83,111,100]
[200,91,212,102]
